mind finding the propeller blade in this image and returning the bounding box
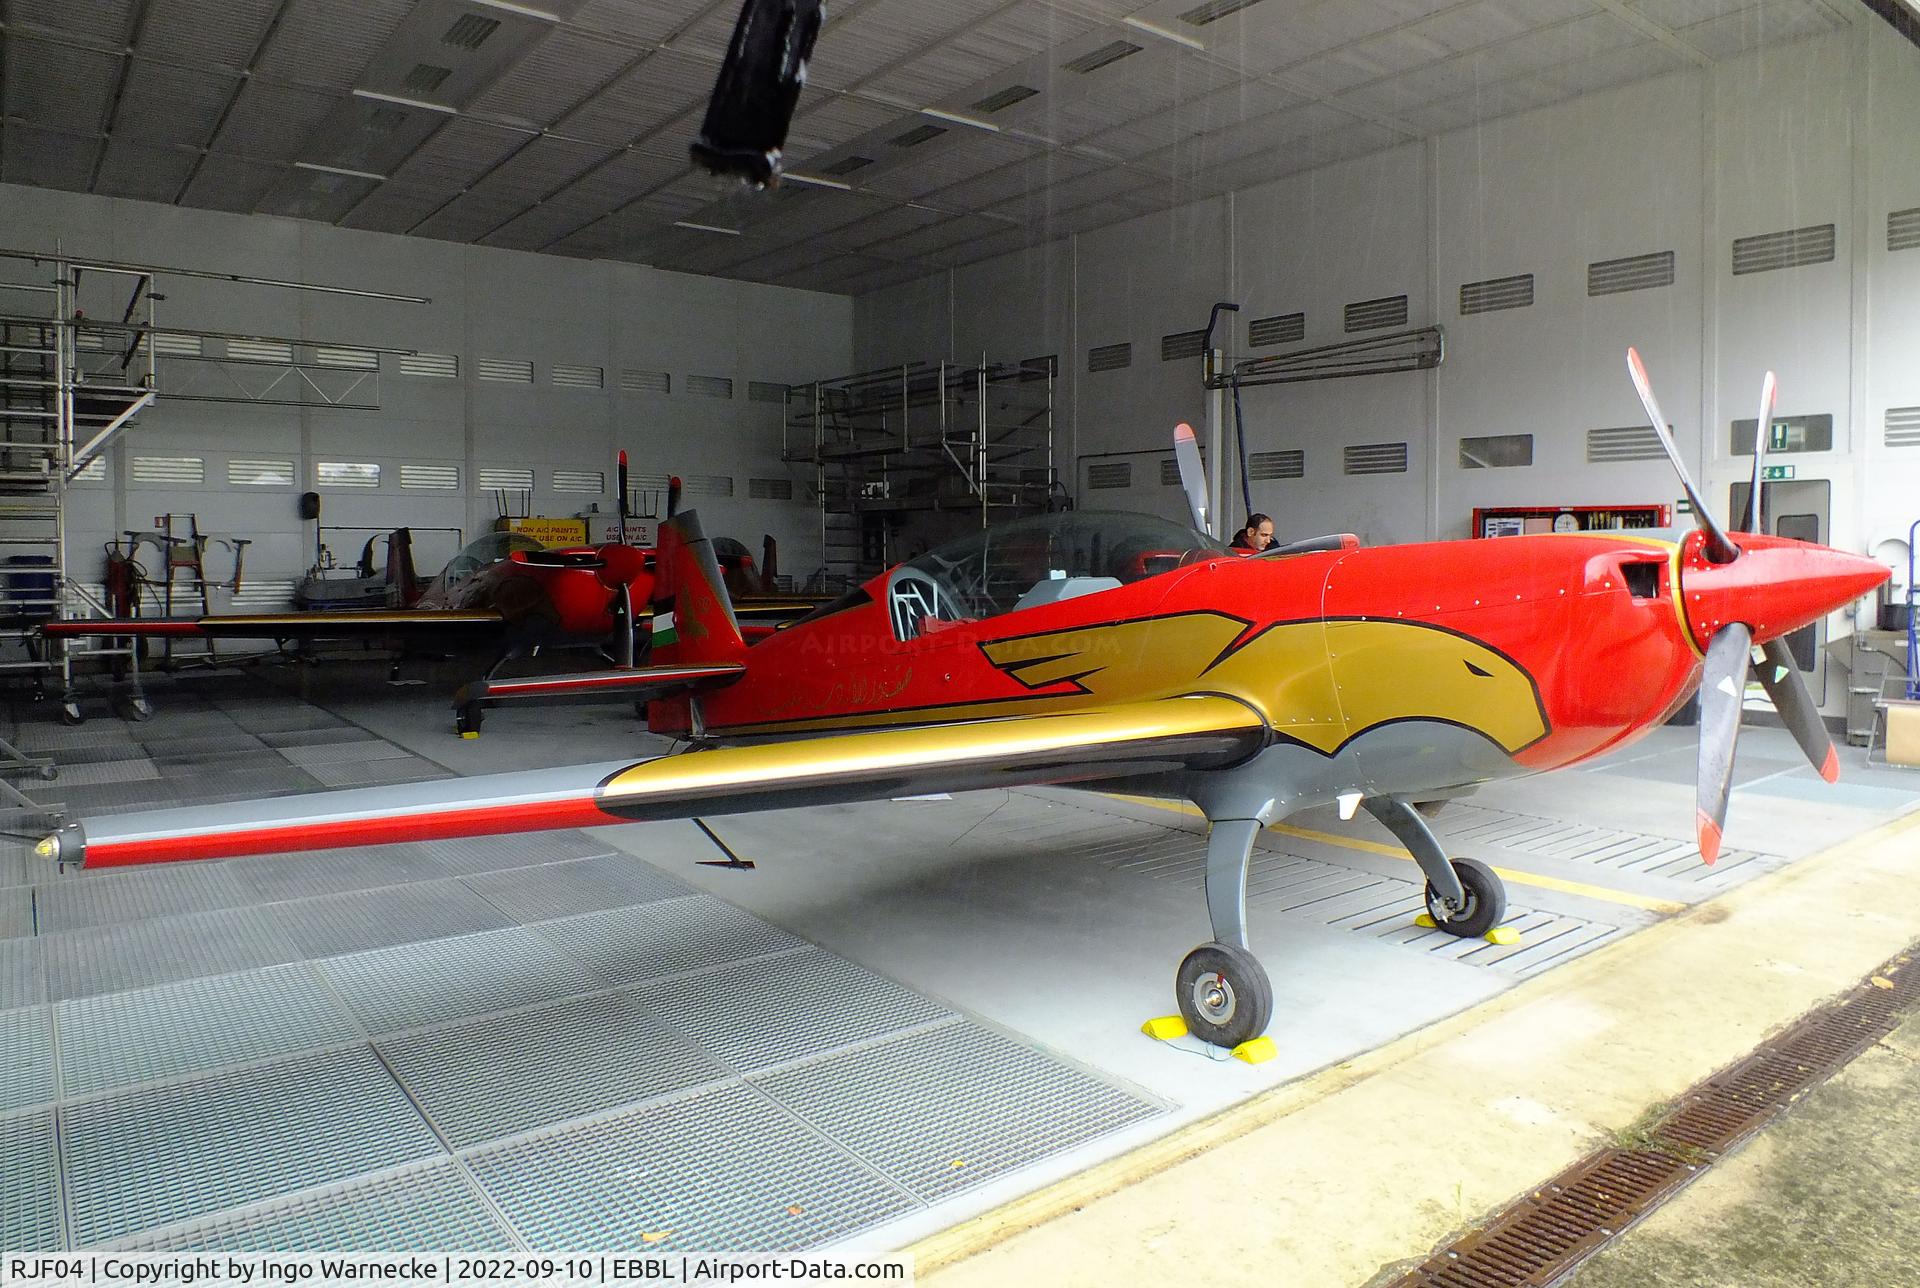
[667,476,682,518]
[1173,422,1212,537]
[617,449,630,545]
[1754,637,1839,783]
[1625,348,1739,564]
[762,534,778,588]
[1747,371,1776,534]
[1696,622,1753,864]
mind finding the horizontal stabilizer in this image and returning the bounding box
[42,610,504,640]
[456,661,746,710]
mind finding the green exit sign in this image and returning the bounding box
[1761,464,1795,481]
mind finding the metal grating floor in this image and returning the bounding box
[754,1020,1163,1204]
[532,895,808,986]
[376,990,727,1149]
[0,1005,54,1114]
[464,1082,920,1254]
[109,1161,518,1254]
[61,1047,444,1246]
[1429,803,1777,883]
[1,1109,61,1252]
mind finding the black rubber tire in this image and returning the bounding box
[119,698,152,723]
[1424,856,1506,939]
[455,701,483,736]
[1175,941,1273,1050]
[59,704,83,726]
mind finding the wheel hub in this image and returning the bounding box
[1193,973,1236,1024]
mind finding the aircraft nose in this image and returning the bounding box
[1679,535,1889,649]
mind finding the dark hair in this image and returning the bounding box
[1243,513,1272,532]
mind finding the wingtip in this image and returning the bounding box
[1820,744,1840,784]
[1696,810,1722,865]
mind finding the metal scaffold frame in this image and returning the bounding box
[0,246,428,728]
[783,358,1056,590]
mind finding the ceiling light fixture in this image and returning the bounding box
[352,88,458,115]
[673,220,743,236]
[468,0,560,20]
[920,108,1001,133]
[294,161,387,182]
[1123,16,1206,51]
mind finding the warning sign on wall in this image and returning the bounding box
[494,516,589,547]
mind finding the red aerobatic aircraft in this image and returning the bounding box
[35,353,1888,1051]
[43,455,817,691]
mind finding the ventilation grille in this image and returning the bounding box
[227,339,293,364]
[227,458,294,487]
[74,330,105,351]
[443,14,500,48]
[1088,342,1132,373]
[398,352,458,379]
[1159,458,1182,486]
[621,368,670,394]
[149,333,202,358]
[1087,461,1132,489]
[317,461,379,488]
[823,155,873,176]
[682,474,734,498]
[1158,329,1206,361]
[1062,40,1142,74]
[551,363,603,390]
[312,346,378,370]
[132,456,204,486]
[1459,273,1534,315]
[1589,251,1675,296]
[1344,295,1408,333]
[477,358,534,384]
[1459,433,1534,469]
[1343,442,1408,475]
[1887,406,1920,448]
[1587,425,1666,462]
[1891,207,1920,253]
[403,63,452,93]
[748,381,787,404]
[552,469,604,494]
[478,467,534,491]
[1248,449,1304,481]
[749,477,794,500]
[971,85,1038,113]
[1248,312,1305,347]
[1180,0,1265,25]
[400,464,459,490]
[628,470,671,490]
[892,123,947,148]
[72,457,106,482]
[687,374,733,399]
[1733,223,1835,275]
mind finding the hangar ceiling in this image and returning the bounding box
[0,0,1854,295]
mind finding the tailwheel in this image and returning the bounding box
[1175,941,1273,1049]
[1423,856,1506,939]
[59,701,84,726]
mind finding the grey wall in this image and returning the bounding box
[0,180,853,604]
[854,22,1920,590]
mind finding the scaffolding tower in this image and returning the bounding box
[783,359,1056,589]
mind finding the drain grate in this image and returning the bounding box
[1429,804,1774,883]
[1,887,30,939]
[109,1158,517,1253]
[0,938,45,1010]
[1393,946,1920,1286]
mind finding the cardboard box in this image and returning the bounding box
[1887,702,1920,767]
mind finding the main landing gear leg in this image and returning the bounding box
[1363,796,1506,939]
[1175,817,1274,1050]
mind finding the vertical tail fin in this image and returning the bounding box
[650,510,745,667]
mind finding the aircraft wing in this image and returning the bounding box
[41,610,506,640]
[41,694,1268,869]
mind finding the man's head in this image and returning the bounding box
[1241,513,1274,550]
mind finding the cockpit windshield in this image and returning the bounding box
[439,531,544,585]
[887,511,1226,640]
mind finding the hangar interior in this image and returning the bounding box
[3,0,1920,1276]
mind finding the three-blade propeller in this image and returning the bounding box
[1625,349,1840,862]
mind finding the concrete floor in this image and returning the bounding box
[3,650,1916,1264]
